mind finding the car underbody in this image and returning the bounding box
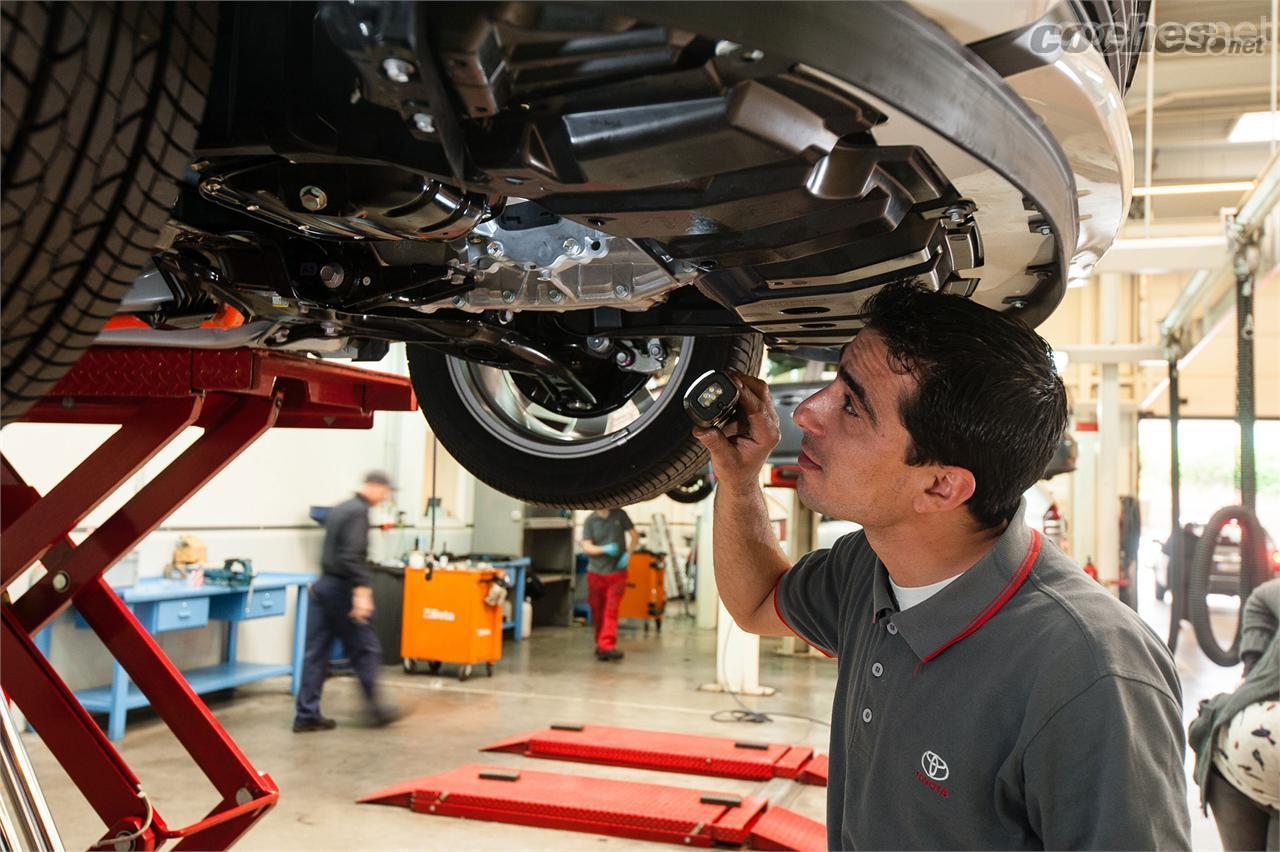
[2,1,1141,505]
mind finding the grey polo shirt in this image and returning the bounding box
[775,505,1191,850]
[582,509,633,575]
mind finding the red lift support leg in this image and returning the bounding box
[10,394,280,635]
[1,347,416,849]
[1,397,202,589]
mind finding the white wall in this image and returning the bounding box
[2,344,472,691]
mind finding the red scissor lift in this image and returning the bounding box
[1,346,416,849]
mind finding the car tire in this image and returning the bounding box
[0,2,215,424]
[408,333,762,508]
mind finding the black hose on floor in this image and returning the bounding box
[1187,505,1269,666]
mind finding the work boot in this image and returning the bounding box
[292,715,337,733]
[595,649,624,661]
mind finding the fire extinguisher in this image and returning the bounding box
[1043,502,1066,550]
[1082,555,1099,582]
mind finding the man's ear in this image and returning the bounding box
[913,466,976,515]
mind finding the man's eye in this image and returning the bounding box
[842,396,858,416]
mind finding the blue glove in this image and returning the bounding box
[616,552,630,570]
[601,543,621,557]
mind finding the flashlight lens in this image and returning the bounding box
[698,384,724,407]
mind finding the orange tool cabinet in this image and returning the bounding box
[401,565,502,681]
[618,550,666,630]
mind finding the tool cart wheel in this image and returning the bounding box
[458,664,472,682]
[402,658,417,673]
[485,662,495,677]
[427,660,442,675]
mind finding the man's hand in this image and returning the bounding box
[601,542,621,557]
[693,371,781,489]
[350,586,374,623]
[617,551,630,570]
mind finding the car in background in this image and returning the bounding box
[1148,521,1280,601]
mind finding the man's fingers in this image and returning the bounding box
[694,426,729,452]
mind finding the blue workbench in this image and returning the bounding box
[35,572,315,741]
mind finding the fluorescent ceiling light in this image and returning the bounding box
[1110,235,1228,251]
[1132,181,1254,197]
[1229,110,1280,144]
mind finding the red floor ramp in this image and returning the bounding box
[360,764,826,850]
[482,723,829,786]
[750,806,828,852]
[797,753,829,786]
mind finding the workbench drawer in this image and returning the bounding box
[153,598,210,632]
[208,589,286,621]
[242,588,285,619]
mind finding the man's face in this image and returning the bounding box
[365,483,392,506]
[792,330,921,526]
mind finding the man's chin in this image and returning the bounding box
[796,475,823,513]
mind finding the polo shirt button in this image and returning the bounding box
[871,662,883,677]
[886,622,898,635]
[862,708,873,723]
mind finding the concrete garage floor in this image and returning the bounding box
[22,591,1243,850]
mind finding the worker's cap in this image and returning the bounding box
[363,470,398,490]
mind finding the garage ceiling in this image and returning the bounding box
[1125,0,1276,224]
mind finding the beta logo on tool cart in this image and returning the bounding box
[915,751,951,798]
[423,607,456,622]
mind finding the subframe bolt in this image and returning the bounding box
[51,571,70,593]
[319,263,345,289]
[562,238,582,257]
[486,241,505,258]
[615,349,635,367]
[299,186,328,212]
[452,296,468,308]
[1038,224,1053,236]
[501,290,516,304]
[321,322,340,336]
[613,284,630,298]
[646,339,665,359]
[382,57,416,83]
[587,336,610,352]
[412,112,435,134]
[547,289,564,303]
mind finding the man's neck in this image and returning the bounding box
[864,513,1005,588]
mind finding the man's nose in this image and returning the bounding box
[792,387,827,435]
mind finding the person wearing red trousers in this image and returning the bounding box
[581,507,640,661]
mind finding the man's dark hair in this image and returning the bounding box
[860,280,1069,530]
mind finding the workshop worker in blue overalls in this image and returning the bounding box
[694,280,1191,850]
[581,507,640,661]
[293,471,400,732]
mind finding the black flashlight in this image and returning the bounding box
[683,369,741,429]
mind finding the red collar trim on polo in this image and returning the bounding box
[917,530,1041,665]
[772,574,836,659]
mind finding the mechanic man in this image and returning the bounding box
[581,506,640,661]
[294,471,400,731]
[694,281,1191,849]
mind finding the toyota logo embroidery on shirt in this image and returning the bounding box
[921,751,950,781]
